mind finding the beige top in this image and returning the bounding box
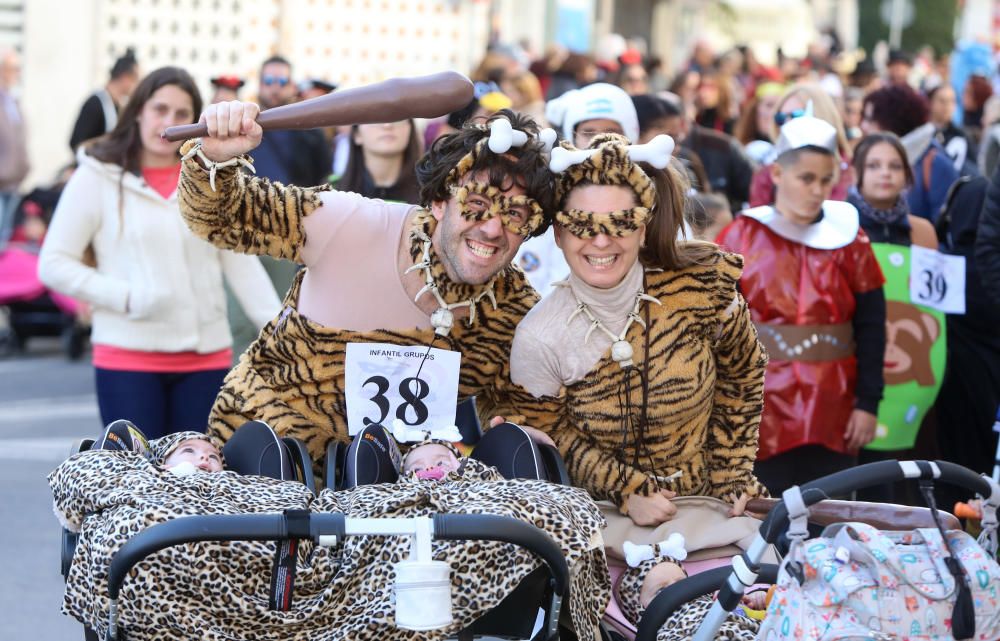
[298,190,430,331]
[510,259,645,397]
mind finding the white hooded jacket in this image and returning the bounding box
[38,150,281,354]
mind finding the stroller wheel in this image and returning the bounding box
[63,324,88,361]
[0,326,24,356]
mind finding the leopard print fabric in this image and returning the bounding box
[554,206,651,239]
[177,148,540,467]
[148,431,224,467]
[452,182,545,236]
[554,134,658,208]
[616,555,686,623]
[638,594,759,641]
[50,451,609,641]
[614,554,758,641]
[511,251,769,511]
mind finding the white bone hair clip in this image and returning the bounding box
[391,418,462,444]
[488,118,558,154]
[622,532,687,567]
[549,134,676,173]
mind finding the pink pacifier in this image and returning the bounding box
[415,467,447,481]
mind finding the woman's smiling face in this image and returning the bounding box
[555,184,644,289]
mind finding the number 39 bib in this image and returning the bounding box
[344,342,462,436]
[909,245,966,314]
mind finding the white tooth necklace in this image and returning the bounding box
[404,232,498,337]
[562,281,661,369]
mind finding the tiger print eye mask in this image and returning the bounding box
[453,182,545,236]
[555,206,651,239]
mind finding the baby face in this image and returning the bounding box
[163,438,223,473]
[403,443,459,480]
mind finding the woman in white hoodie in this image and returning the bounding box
[39,67,280,438]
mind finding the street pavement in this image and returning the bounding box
[1,338,100,640]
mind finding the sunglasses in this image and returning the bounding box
[261,74,290,87]
[774,108,807,127]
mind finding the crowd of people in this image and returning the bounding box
[6,27,1000,640]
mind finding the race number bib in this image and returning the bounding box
[909,245,966,314]
[344,342,461,436]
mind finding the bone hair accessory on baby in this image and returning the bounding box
[548,134,675,173]
[622,533,688,567]
[488,118,558,155]
[391,419,462,444]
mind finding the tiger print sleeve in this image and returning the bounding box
[705,253,769,501]
[506,309,657,512]
[550,416,659,513]
[497,381,658,512]
[177,140,326,262]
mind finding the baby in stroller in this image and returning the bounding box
[52,420,611,641]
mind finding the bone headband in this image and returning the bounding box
[443,117,556,236]
[549,133,675,207]
[446,117,557,185]
[548,133,675,237]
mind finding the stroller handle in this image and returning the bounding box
[758,460,993,543]
[635,564,779,641]
[433,513,570,596]
[107,513,346,600]
[103,512,568,640]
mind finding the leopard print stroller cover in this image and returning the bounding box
[50,450,610,641]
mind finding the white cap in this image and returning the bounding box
[547,83,640,144]
[772,115,838,159]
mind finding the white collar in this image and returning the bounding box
[741,201,859,250]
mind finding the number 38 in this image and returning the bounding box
[362,375,430,426]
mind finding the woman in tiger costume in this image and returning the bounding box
[509,133,768,630]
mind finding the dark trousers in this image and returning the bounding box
[94,367,228,439]
[754,444,856,497]
[934,324,1000,511]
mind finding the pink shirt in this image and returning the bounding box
[92,344,232,372]
[141,164,181,198]
[298,191,431,331]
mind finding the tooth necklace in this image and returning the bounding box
[563,282,661,368]
[404,232,498,337]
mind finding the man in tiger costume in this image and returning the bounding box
[176,101,557,463]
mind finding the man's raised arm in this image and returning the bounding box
[177,101,327,263]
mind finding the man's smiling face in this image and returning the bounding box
[430,172,530,285]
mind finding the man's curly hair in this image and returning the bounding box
[415,109,556,237]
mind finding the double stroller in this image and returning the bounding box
[59,415,578,641]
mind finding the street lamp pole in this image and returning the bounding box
[888,0,905,48]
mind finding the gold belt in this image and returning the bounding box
[754,322,855,362]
